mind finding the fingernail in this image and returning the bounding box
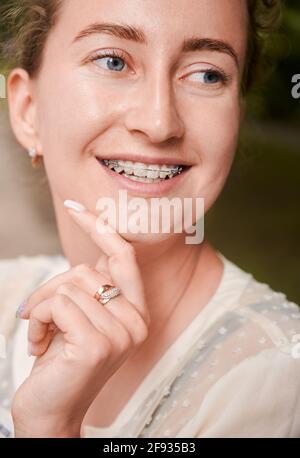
[64,200,86,212]
[27,342,32,357]
[16,301,27,318]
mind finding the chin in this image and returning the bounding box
[116,229,178,246]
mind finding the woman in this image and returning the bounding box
[0,0,299,438]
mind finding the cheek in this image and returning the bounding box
[184,90,241,210]
[35,67,120,167]
[189,91,240,176]
[35,68,129,206]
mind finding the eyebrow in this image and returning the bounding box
[72,22,239,68]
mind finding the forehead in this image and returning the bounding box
[51,0,248,59]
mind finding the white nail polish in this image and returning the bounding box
[27,342,32,357]
[64,200,86,212]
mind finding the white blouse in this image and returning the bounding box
[0,252,300,438]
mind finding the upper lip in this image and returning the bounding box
[96,153,193,166]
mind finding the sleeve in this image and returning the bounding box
[0,258,22,439]
[0,406,14,438]
[0,255,69,439]
[0,254,68,340]
[0,256,46,439]
[187,346,300,438]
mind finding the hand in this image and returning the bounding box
[12,205,150,437]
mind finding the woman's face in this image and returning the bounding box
[20,0,248,242]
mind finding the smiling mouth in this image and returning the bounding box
[98,158,190,184]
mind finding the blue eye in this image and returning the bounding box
[187,69,228,86]
[91,50,127,72]
[203,71,221,84]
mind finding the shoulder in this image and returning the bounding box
[192,261,300,437]
[221,261,300,383]
[218,254,300,352]
[235,268,300,353]
[194,344,300,438]
[0,254,69,340]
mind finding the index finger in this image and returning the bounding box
[64,200,148,322]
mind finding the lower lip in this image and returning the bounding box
[97,159,190,197]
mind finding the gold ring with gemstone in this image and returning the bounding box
[94,284,121,305]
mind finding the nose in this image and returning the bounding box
[123,71,185,144]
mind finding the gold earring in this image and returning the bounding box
[28,147,42,168]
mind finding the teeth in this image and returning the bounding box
[102,159,183,180]
[159,165,172,179]
[147,169,160,179]
[159,171,169,179]
[124,161,134,175]
[134,163,147,177]
[114,166,124,173]
[123,174,163,183]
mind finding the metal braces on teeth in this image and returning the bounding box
[103,159,183,174]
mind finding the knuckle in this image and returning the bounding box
[130,310,149,344]
[96,270,111,283]
[135,319,149,344]
[88,336,112,365]
[117,328,133,353]
[72,264,94,287]
[73,263,92,276]
[53,293,72,309]
[56,283,74,296]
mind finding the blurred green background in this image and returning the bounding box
[0,0,299,304]
[207,0,300,304]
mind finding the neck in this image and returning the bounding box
[131,235,205,334]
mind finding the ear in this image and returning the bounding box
[6,68,43,156]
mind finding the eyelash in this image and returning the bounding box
[89,49,128,69]
[88,50,231,86]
